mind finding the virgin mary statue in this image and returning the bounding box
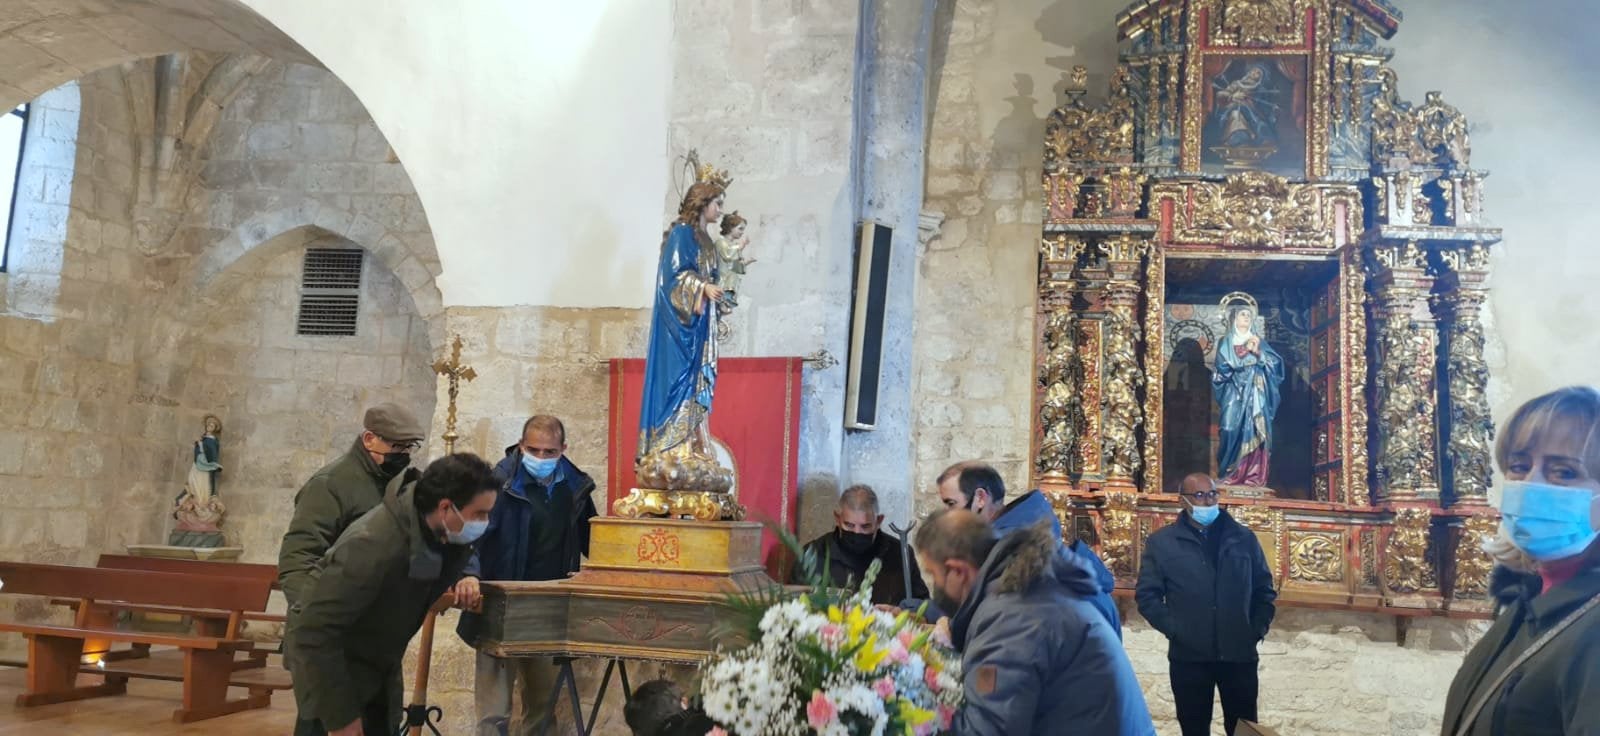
[1213,295,1284,486]
[615,158,736,520]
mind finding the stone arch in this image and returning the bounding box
[0,1,314,113]
[137,201,444,400]
[132,220,438,559]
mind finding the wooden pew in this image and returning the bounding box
[49,555,286,666]
[0,560,277,723]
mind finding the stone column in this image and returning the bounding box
[1434,244,1493,507]
[841,0,938,518]
[1100,235,1149,492]
[1366,242,1440,502]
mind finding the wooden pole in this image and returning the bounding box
[406,611,439,736]
[404,334,475,735]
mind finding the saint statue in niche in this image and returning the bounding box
[1213,293,1284,487]
[171,414,227,545]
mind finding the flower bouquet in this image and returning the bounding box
[696,538,962,736]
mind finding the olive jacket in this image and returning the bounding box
[283,471,476,731]
[1439,552,1600,736]
[277,438,396,607]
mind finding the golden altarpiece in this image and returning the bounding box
[1035,0,1501,616]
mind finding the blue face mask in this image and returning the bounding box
[521,453,559,480]
[1188,503,1221,526]
[447,504,488,545]
[1500,480,1599,562]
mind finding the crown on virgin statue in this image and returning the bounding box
[696,161,733,189]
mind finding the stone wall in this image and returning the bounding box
[0,69,145,571]
[170,239,435,562]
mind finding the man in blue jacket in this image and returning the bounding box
[454,415,598,736]
[935,461,1121,636]
[914,509,1155,736]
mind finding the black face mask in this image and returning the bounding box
[379,451,411,476]
[836,529,877,556]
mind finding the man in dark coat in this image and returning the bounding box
[1136,473,1277,736]
[937,461,1120,635]
[278,402,426,606]
[278,402,425,733]
[795,484,928,607]
[285,453,499,736]
[914,509,1155,736]
[454,415,598,736]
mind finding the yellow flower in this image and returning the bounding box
[852,633,889,672]
[827,605,845,624]
[897,700,935,726]
[845,606,871,643]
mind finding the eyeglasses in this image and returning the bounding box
[384,439,423,453]
[1181,490,1220,502]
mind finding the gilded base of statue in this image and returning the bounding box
[615,443,743,520]
[612,487,745,521]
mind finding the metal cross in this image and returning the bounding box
[431,335,477,455]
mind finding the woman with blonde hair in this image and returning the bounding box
[1441,386,1600,735]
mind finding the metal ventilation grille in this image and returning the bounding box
[301,248,364,289]
[296,248,364,336]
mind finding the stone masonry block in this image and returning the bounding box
[761,37,855,119]
[295,122,357,159]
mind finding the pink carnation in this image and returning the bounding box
[873,676,897,699]
[820,623,845,647]
[709,728,729,736]
[938,704,956,727]
[806,690,837,728]
[914,723,936,736]
[923,667,941,690]
[897,630,916,648]
[887,639,910,665]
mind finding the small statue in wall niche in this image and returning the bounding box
[170,414,227,548]
[714,210,754,308]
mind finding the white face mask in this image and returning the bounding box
[447,504,488,545]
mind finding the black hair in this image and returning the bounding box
[624,680,685,736]
[411,453,499,514]
[957,464,1007,506]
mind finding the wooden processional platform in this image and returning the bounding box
[475,517,779,663]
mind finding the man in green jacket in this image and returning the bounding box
[278,402,426,606]
[286,452,499,736]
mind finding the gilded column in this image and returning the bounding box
[1100,235,1149,489]
[1036,235,1086,483]
[1142,245,1165,494]
[1366,242,1440,502]
[1435,245,1493,507]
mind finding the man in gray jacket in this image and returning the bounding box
[914,509,1155,736]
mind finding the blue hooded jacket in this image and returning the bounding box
[455,447,597,647]
[991,489,1122,638]
[948,522,1155,736]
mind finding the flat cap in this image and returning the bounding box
[363,402,425,443]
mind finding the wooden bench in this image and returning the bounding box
[0,560,280,723]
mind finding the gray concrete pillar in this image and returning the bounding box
[841,0,939,525]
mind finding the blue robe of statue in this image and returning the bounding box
[638,221,720,458]
[1213,327,1283,485]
